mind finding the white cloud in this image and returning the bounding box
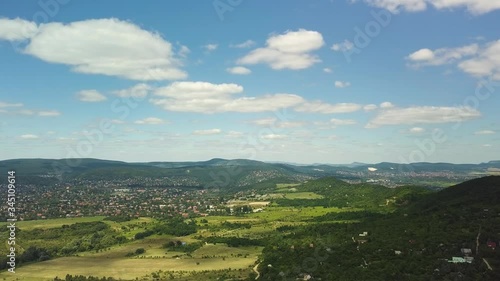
[329,118,357,126]
[294,101,361,114]
[193,128,222,135]
[366,106,481,128]
[230,40,256,48]
[407,40,500,80]
[409,127,425,134]
[226,131,244,138]
[111,119,125,124]
[226,66,252,75]
[380,101,394,109]
[203,44,218,52]
[0,102,23,108]
[114,83,151,98]
[323,68,332,73]
[38,110,61,117]
[407,44,478,66]
[407,48,435,61]
[331,40,354,52]
[474,130,495,135]
[249,117,305,128]
[20,134,39,139]
[261,134,287,140]
[151,81,304,113]
[237,29,324,70]
[178,45,190,58]
[76,90,107,102]
[0,17,38,41]
[335,81,351,88]
[483,144,492,147]
[363,0,500,15]
[363,104,378,111]
[250,118,277,126]
[2,18,187,81]
[134,117,166,125]
[458,40,500,80]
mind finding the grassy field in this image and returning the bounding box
[0,255,255,281]
[279,192,324,199]
[0,234,259,281]
[0,216,106,230]
[0,187,356,280]
[276,183,301,189]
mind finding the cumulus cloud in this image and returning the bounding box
[458,40,500,80]
[323,68,333,73]
[363,104,378,111]
[407,44,479,66]
[230,40,255,48]
[114,83,151,98]
[134,117,166,125]
[0,17,38,41]
[151,81,304,113]
[294,102,361,114]
[226,131,244,138]
[380,101,394,109]
[193,128,222,135]
[363,0,500,15]
[203,44,218,52]
[20,134,39,139]
[329,118,357,126]
[474,130,495,135]
[249,117,305,128]
[237,29,324,70]
[0,102,23,108]
[366,105,481,128]
[335,81,351,88]
[0,102,61,117]
[407,40,500,80]
[178,45,190,58]
[331,40,354,52]
[260,134,286,140]
[226,66,252,75]
[0,18,187,81]
[76,90,107,102]
[38,110,61,117]
[409,127,425,134]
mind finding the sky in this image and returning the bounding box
[0,0,499,164]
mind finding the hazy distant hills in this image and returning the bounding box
[1,158,499,187]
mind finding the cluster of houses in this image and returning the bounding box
[448,248,474,264]
[6,181,224,220]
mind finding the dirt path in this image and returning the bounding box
[483,258,493,271]
[253,263,260,280]
[476,225,481,255]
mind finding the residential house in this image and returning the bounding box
[461,248,472,256]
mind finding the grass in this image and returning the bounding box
[0,235,259,281]
[281,192,324,199]
[276,183,301,189]
[0,194,356,280]
[0,216,106,230]
[0,255,255,281]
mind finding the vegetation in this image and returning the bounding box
[0,161,499,280]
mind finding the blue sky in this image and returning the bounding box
[0,0,499,164]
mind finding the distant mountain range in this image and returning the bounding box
[1,158,499,188]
